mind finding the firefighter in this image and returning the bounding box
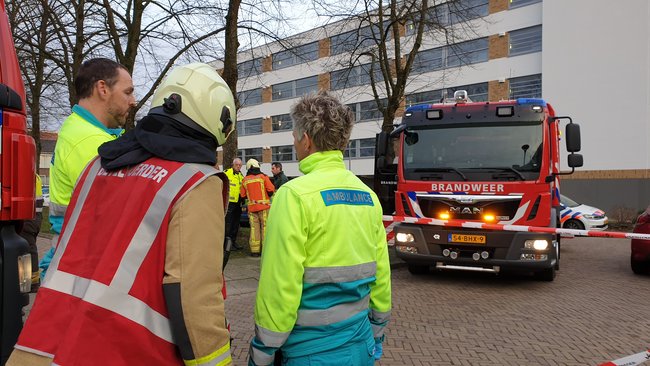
[8,63,234,365]
[240,158,274,256]
[249,91,391,365]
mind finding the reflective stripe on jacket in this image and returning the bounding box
[250,150,391,365]
[224,168,243,203]
[241,174,274,213]
[16,158,231,366]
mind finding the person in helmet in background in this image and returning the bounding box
[240,158,274,257]
[9,63,234,366]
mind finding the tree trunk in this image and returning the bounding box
[221,0,242,167]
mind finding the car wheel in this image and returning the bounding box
[534,267,556,281]
[563,219,585,230]
[631,258,649,275]
[407,264,429,275]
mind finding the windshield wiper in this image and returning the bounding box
[413,167,468,181]
[478,166,526,180]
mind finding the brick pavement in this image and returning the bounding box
[31,235,650,365]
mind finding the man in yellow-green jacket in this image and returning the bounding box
[249,91,391,366]
[40,58,136,280]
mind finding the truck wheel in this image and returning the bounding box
[535,267,556,281]
[407,264,429,275]
[631,258,649,275]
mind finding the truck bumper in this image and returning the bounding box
[393,223,557,271]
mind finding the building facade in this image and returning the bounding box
[219,0,650,216]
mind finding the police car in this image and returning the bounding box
[560,194,608,230]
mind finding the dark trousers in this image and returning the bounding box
[19,212,42,272]
[225,201,242,244]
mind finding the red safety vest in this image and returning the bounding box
[15,157,227,365]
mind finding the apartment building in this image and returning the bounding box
[219,0,649,214]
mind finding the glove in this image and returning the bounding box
[373,341,383,361]
[38,247,55,282]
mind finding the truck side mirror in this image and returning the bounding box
[376,132,388,156]
[565,123,581,152]
[568,153,583,168]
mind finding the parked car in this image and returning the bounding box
[631,205,650,275]
[559,194,608,230]
[42,184,50,206]
[240,205,249,227]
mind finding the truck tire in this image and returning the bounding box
[407,264,429,275]
[534,267,556,281]
[631,258,648,275]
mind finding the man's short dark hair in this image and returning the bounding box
[272,162,283,170]
[74,58,127,100]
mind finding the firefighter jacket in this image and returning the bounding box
[224,167,243,203]
[49,105,123,234]
[11,157,232,366]
[249,150,392,366]
[240,172,274,213]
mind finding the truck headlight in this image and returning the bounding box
[524,239,549,251]
[18,254,32,293]
[395,232,415,243]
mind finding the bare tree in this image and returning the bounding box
[314,0,488,133]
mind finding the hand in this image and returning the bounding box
[373,342,383,361]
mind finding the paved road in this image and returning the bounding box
[224,237,650,365]
[31,235,649,365]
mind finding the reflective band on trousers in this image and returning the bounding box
[43,159,218,344]
[185,342,232,366]
[296,296,370,326]
[249,344,274,366]
[255,325,290,348]
[303,262,376,284]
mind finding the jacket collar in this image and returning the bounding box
[298,150,345,175]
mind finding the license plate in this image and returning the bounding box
[448,234,486,244]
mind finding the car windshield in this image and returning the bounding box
[402,122,543,180]
[560,194,580,207]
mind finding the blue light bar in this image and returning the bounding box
[405,104,434,112]
[516,98,547,107]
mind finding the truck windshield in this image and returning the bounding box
[402,122,544,181]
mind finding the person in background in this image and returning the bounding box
[224,158,244,250]
[9,62,234,365]
[249,91,391,366]
[18,174,44,290]
[39,58,136,280]
[271,162,288,190]
[240,158,274,257]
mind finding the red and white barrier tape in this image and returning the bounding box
[600,349,650,366]
[382,215,650,242]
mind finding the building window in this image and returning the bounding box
[509,74,542,99]
[272,42,319,70]
[330,23,391,55]
[412,47,444,74]
[406,90,444,106]
[237,118,263,136]
[446,37,489,67]
[344,138,376,159]
[406,0,488,35]
[509,0,541,9]
[238,148,263,164]
[272,145,296,162]
[272,76,319,101]
[347,99,387,122]
[238,88,262,107]
[331,63,384,90]
[271,114,293,132]
[509,25,542,56]
[238,58,263,78]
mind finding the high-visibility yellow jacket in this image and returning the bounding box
[224,168,243,203]
[49,105,123,234]
[249,150,391,365]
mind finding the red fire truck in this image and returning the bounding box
[375,91,583,281]
[0,0,37,362]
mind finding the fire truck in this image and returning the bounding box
[0,0,38,362]
[375,91,583,281]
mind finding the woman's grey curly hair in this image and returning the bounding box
[290,91,355,151]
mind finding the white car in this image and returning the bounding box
[560,194,608,230]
